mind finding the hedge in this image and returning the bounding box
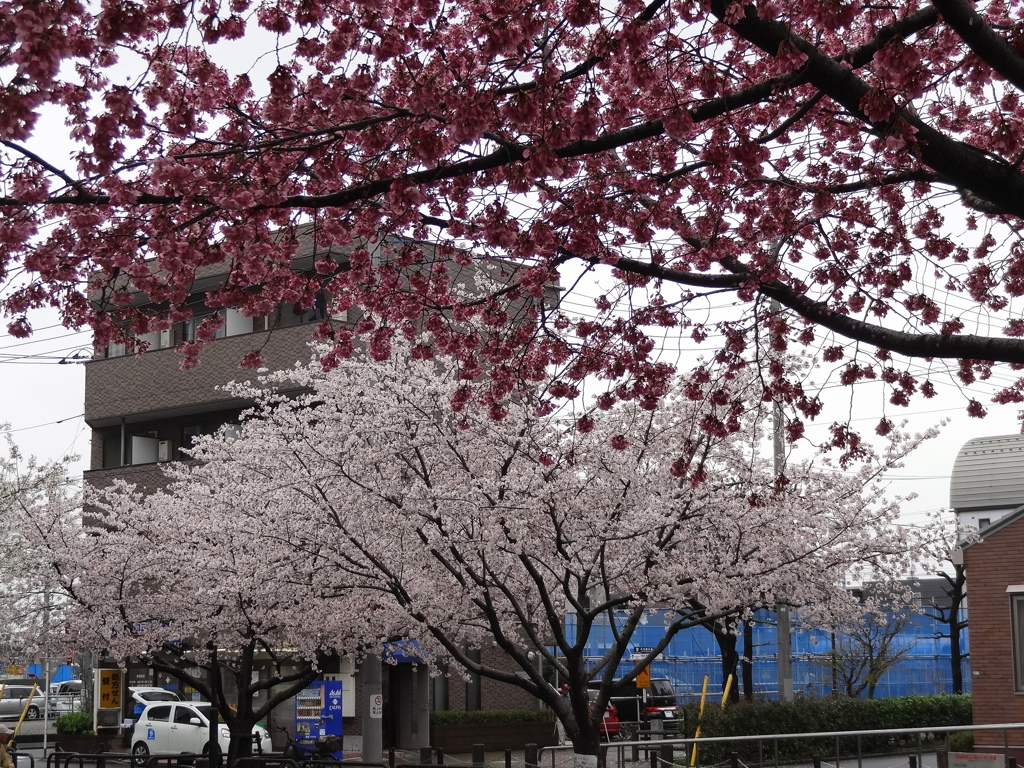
[681,694,972,764]
[430,709,550,726]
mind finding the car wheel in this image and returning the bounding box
[617,721,637,741]
[132,742,150,767]
[25,706,39,720]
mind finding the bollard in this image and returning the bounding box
[505,748,513,768]
[813,757,822,768]
[438,748,446,765]
[910,755,918,768]
[660,743,674,768]
[472,744,485,768]
[420,747,433,765]
[525,743,539,768]
[1008,759,1017,768]
[731,752,740,768]
[937,753,948,768]
[389,748,396,768]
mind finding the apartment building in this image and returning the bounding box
[82,233,541,752]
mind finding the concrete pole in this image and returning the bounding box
[361,653,383,763]
[414,666,430,748]
[771,297,794,702]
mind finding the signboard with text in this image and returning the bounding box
[98,669,122,709]
[952,755,1005,768]
[95,668,124,730]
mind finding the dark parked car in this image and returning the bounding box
[588,678,679,740]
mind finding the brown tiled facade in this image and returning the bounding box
[962,513,1024,759]
[85,323,315,427]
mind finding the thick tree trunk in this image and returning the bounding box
[227,645,258,764]
[570,736,606,768]
[713,624,741,703]
[741,620,754,701]
[948,564,967,695]
[949,622,964,694]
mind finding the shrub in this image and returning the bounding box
[680,694,972,764]
[949,731,974,753]
[54,712,94,735]
[430,709,549,726]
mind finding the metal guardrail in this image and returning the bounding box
[235,759,387,768]
[45,752,123,768]
[539,722,1024,768]
[41,753,391,768]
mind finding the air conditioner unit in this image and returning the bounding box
[157,441,172,462]
[159,328,172,348]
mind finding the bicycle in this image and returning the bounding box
[278,726,343,765]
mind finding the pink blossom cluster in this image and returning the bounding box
[4,0,1024,440]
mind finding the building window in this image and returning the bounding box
[182,417,241,453]
[185,311,228,343]
[102,432,122,468]
[1012,592,1024,692]
[129,432,161,465]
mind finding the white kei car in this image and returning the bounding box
[131,701,272,764]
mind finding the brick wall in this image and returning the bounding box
[439,645,539,712]
[84,463,171,495]
[963,518,1024,748]
[84,323,317,424]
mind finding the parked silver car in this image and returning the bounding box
[0,685,49,720]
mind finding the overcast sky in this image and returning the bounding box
[2,300,1022,542]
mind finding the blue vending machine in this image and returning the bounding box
[294,680,344,745]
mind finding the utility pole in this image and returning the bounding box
[360,652,383,763]
[43,592,50,755]
[770,296,794,702]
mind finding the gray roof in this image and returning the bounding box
[950,434,1024,512]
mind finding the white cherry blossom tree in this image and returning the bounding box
[148,345,925,767]
[6,345,927,766]
[3,445,385,764]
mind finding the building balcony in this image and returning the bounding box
[84,322,319,427]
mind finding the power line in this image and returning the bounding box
[2,414,84,433]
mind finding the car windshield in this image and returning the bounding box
[650,681,673,696]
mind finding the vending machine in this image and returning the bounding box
[294,680,344,741]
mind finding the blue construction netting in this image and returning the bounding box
[568,607,970,701]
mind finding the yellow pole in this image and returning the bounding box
[689,675,709,767]
[721,675,733,710]
[10,683,40,747]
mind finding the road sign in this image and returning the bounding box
[636,666,651,689]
